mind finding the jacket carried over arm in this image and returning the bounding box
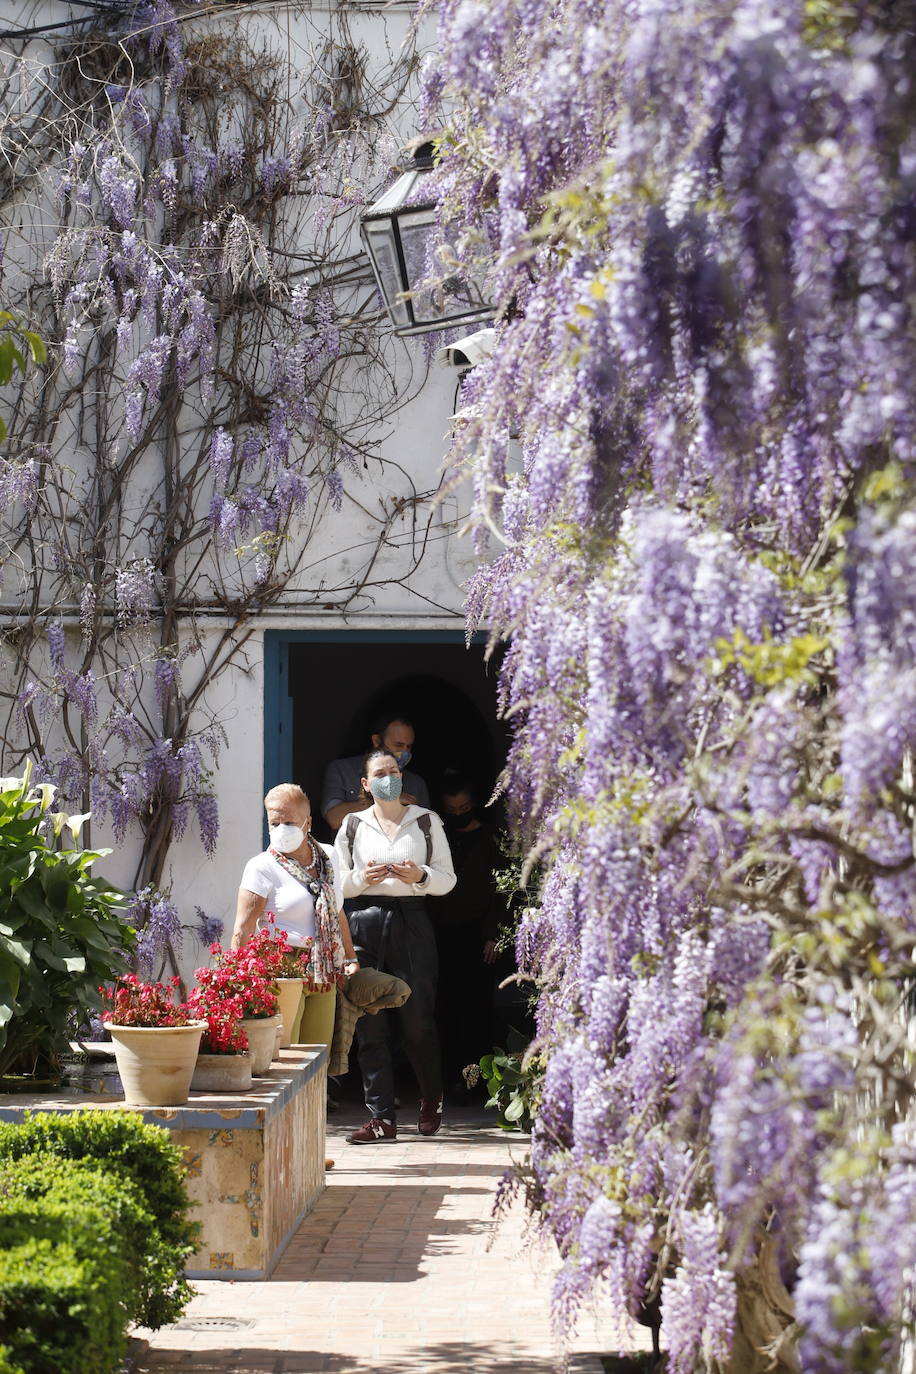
[328,967,412,1075]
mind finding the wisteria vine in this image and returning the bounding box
[424,0,916,1369]
[0,0,429,971]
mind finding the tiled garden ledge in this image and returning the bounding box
[0,1045,328,1280]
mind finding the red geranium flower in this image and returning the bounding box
[101,973,198,1028]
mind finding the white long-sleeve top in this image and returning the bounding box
[334,805,457,900]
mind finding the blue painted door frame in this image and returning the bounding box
[262,628,481,797]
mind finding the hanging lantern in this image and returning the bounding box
[360,143,495,336]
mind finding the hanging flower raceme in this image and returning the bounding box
[424,0,916,1366]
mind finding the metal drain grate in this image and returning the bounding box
[173,1317,255,1332]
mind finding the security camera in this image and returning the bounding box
[439,328,496,370]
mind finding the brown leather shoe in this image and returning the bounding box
[418,1098,443,1136]
[347,1117,397,1144]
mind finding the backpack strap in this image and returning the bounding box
[346,808,432,868]
[417,811,433,866]
[344,811,362,864]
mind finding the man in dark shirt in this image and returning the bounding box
[321,712,430,832]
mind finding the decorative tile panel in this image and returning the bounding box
[0,1046,328,1280]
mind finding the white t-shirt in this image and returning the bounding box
[239,844,342,946]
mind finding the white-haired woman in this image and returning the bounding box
[233,782,358,1048]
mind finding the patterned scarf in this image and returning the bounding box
[269,841,344,989]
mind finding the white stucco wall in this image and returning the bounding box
[0,1,488,980]
[92,363,482,984]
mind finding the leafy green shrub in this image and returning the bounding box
[0,1344,25,1374]
[0,1158,168,1328]
[477,1027,544,1131]
[0,767,135,1078]
[0,1216,129,1374]
[0,1110,198,1326]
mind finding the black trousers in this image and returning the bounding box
[346,897,442,1121]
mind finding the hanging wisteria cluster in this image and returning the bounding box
[425,0,916,1368]
[0,0,421,970]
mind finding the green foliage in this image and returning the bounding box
[0,1214,129,1374]
[554,773,654,841]
[0,1346,25,1374]
[802,0,867,48]
[0,312,45,444]
[0,1157,173,1330]
[0,766,134,1077]
[863,461,907,503]
[479,1027,544,1131]
[711,626,830,687]
[0,1110,198,1327]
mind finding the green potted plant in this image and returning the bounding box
[101,975,206,1107]
[0,765,135,1087]
[471,1027,544,1132]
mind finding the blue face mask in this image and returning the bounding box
[395,749,412,768]
[368,773,403,802]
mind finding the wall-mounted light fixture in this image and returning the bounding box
[360,142,495,336]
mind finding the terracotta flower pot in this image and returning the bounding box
[107,1022,207,1107]
[191,1051,253,1093]
[275,978,303,1049]
[240,1014,282,1074]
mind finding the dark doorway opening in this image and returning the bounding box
[281,634,506,843]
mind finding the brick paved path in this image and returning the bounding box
[137,1103,651,1374]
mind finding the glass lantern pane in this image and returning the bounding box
[398,213,437,327]
[362,223,409,327]
[398,209,491,330]
[367,167,425,216]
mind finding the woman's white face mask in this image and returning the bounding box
[269,823,305,854]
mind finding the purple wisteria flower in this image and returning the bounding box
[99,156,136,228]
[661,1206,736,1374]
[424,0,916,1364]
[126,885,182,978]
[115,559,159,624]
[46,621,65,669]
[195,792,219,855]
[193,905,224,948]
[0,458,38,513]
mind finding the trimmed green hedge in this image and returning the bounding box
[0,1220,129,1374]
[0,1109,198,1327]
[1,1159,157,1326]
[0,1110,197,1371]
